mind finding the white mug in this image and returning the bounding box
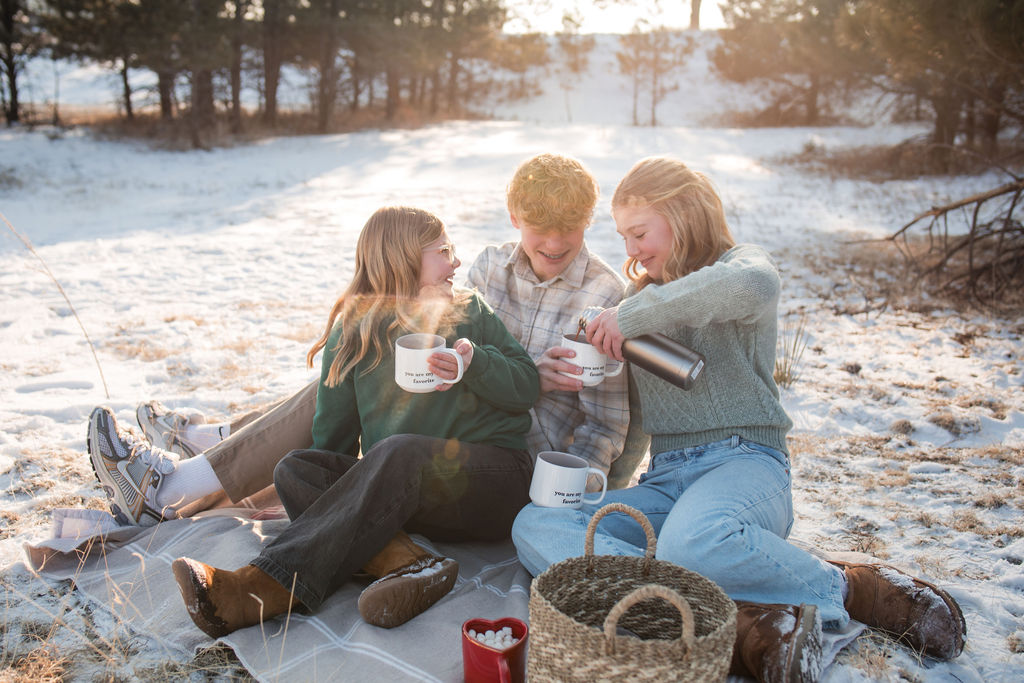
[529,451,607,509]
[558,334,624,387]
[395,333,464,393]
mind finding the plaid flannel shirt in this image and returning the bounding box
[466,241,629,483]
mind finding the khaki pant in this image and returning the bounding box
[206,379,318,502]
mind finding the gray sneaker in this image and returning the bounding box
[88,406,179,526]
[136,401,204,459]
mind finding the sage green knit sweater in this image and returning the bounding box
[617,244,793,457]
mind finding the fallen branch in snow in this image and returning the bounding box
[852,177,1024,311]
[1,210,110,399]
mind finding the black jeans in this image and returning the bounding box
[251,434,533,610]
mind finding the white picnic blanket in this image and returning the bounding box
[27,506,530,682]
[22,503,889,682]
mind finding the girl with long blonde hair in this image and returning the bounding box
[172,206,539,638]
[512,158,965,683]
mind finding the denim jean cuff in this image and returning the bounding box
[250,555,323,611]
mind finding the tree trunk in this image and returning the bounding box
[385,65,399,120]
[158,70,175,120]
[1,0,20,125]
[447,53,460,113]
[229,0,245,134]
[429,68,440,115]
[190,68,215,148]
[51,58,60,126]
[121,59,134,119]
[649,58,658,126]
[263,0,282,127]
[929,89,961,172]
[350,56,362,112]
[317,0,340,133]
[631,70,639,126]
[689,0,701,31]
[963,93,975,150]
[805,73,819,125]
[979,79,1006,158]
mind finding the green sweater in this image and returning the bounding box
[311,290,540,454]
[617,244,793,457]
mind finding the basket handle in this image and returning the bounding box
[602,584,697,658]
[585,502,657,559]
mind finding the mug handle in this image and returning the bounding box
[435,348,465,384]
[582,468,607,505]
[497,656,512,683]
[604,359,623,377]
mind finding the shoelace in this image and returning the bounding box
[123,429,178,475]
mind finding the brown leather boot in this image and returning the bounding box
[730,602,824,683]
[834,560,966,660]
[357,531,459,629]
[172,557,299,638]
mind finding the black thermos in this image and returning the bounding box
[578,306,706,391]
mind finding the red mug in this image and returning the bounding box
[461,617,528,683]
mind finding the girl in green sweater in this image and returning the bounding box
[172,206,539,638]
[512,157,965,683]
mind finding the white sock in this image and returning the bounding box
[183,422,231,451]
[156,454,222,509]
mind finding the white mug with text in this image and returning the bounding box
[395,333,464,393]
[529,451,607,509]
[558,334,624,387]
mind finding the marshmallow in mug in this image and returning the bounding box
[394,333,464,393]
[558,333,623,387]
[529,451,607,509]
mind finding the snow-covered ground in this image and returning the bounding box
[2,34,1022,681]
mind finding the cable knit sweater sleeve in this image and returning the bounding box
[616,244,780,336]
[613,244,792,457]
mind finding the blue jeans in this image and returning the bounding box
[512,436,849,627]
[253,434,533,610]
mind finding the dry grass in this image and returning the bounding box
[163,314,207,327]
[774,312,809,388]
[107,340,176,362]
[950,509,988,534]
[280,321,323,344]
[220,339,255,355]
[926,411,980,438]
[835,630,896,680]
[779,137,1024,181]
[0,643,68,683]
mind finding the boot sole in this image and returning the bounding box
[358,556,459,628]
[785,604,824,683]
[172,557,231,639]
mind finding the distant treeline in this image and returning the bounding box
[2,1,1022,166]
[713,0,1023,170]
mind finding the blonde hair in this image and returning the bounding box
[307,206,464,386]
[612,156,736,288]
[506,153,598,233]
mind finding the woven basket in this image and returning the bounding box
[527,503,737,682]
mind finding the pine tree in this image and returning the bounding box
[3,0,44,125]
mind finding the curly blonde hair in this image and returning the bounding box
[506,153,598,233]
[612,156,736,288]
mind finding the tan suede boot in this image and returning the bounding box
[357,531,459,629]
[730,602,824,683]
[361,531,433,578]
[172,557,298,638]
[834,560,966,660]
